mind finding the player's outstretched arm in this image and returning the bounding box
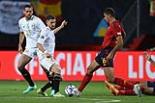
[18,32,25,53]
[53,20,67,34]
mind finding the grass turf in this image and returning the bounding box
[0,81,155,103]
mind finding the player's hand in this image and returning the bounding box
[60,20,68,28]
[18,45,23,54]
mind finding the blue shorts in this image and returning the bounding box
[147,81,155,93]
[95,47,113,67]
[147,81,155,87]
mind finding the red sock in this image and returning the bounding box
[78,74,93,92]
[119,89,135,95]
[123,81,134,89]
[124,81,139,89]
[113,77,125,86]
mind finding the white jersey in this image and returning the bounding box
[151,55,155,62]
[18,15,46,49]
[37,27,58,70]
[37,27,55,55]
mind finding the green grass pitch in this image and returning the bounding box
[0,81,155,103]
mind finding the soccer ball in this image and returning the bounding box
[65,84,76,97]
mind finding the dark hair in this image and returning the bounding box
[24,4,32,9]
[104,8,115,17]
[46,15,55,20]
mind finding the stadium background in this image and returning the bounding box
[0,0,155,50]
[0,0,155,81]
[0,0,155,103]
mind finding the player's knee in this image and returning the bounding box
[87,69,93,75]
[87,65,98,75]
[47,72,53,81]
[44,68,50,76]
[107,77,114,83]
[17,64,24,71]
[17,60,27,70]
[86,68,93,75]
[53,73,62,81]
[51,65,61,74]
[106,75,114,83]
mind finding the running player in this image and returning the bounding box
[74,8,126,96]
[18,5,46,94]
[37,15,67,97]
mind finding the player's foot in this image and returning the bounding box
[23,84,37,94]
[53,92,65,97]
[50,90,65,97]
[133,84,142,97]
[105,81,119,96]
[73,88,81,96]
[37,88,48,96]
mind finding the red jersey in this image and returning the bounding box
[102,20,125,49]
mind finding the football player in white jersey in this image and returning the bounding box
[37,15,67,97]
[18,5,46,94]
[36,16,56,96]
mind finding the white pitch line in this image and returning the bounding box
[78,98,121,103]
[95,100,121,103]
[0,96,121,103]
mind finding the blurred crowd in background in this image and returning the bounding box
[0,0,154,50]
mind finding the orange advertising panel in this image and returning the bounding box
[0,51,106,81]
[114,51,155,81]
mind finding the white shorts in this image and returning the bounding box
[23,47,37,58]
[37,50,58,71]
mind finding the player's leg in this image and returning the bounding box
[105,81,136,96]
[17,54,36,94]
[75,48,112,96]
[50,64,64,97]
[76,48,110,95]
[103,67,114,82]
[37,82,50,96]
[77,60,100,93]
[104,66,138,89]
[38,52,64,97]
[103,60,139,95]
[114,89,136,96]
[134,81,155,96]
[141,81,155,95]
[37,67,51,96]
[133,82,146,96]
[103,67,125,87]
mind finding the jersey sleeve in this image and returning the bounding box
[151,55,155,62]
[37,29,47,44]
[18,20,23,32]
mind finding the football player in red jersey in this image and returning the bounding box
[74,8,127,96]
[104,49,155,96]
